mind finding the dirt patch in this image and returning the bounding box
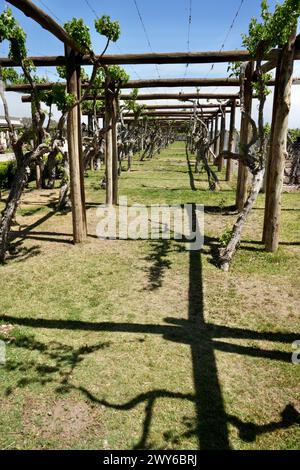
[0,324,14,340]
[23,397,101,444]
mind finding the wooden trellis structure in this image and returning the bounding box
[3,0,300,253]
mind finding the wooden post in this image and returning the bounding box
[31,100,44,189]
[65,46,86,243]
[112,91,119,205]
[236,62,253,211]
[88,112,93,136]
[226,100,236,182]
[209,118,214,162]
[218,113,226,172]
[210,118,214,141]
[263,33,297,252]
[105,78,114,206]
[214,115,220,157]
[76,64,87,236]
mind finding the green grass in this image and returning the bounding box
[0,142,299,450]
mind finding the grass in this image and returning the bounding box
[0,142,299,450]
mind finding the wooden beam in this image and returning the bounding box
[1,47,300,67]
[7,0,82,54]
[123,110,231,117]
[122,78,240,88]
[11,76,300,93]
[9,79,242,92]
[22,92,241,103]
[135,103,239,110]
[87,111,227,118]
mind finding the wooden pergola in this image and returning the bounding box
[4,0,300,252]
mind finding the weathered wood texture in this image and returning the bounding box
[226,101,236,182]
[214,116,220,156]
[218,114,226,171]
[263,33,297,252]
[65,47,87,243]
[1,44,300,67]
[236,62,253,212]
[22,93,241,103]
[105,80,114,206]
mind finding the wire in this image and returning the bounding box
[114,43,142,80]
[132,0,161,79]
[83,0,142,80]
[35,0,64,25]
[206,0,245,79]
[183,0,192,80]
[84,0,99,19]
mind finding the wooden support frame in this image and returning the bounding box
[236,62,253,212]
[214,115,220,157]
[226,100,236,182]
[1,41,300,67]
[10,77,300,93]
[21,93,241,103]
[263,32,297,252]
[218,113,226,172]
[65,46,87,244]
[104,79,116,206]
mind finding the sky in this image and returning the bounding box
[0,0,299,128]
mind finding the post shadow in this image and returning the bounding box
[188,203,230,449]
[185,146,197,191]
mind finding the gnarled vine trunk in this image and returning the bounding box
[0,154,29,262]
[219,169,265,272]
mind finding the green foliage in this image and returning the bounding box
[242,0,300,57]
[264,122,271,136]
[1,67,21,84]
[82,100,104,114]
[288,128,300,142]
[0,9,27,62]
[64,18,92,53]
[107,65,129,87]
[227,62,243,78]
[56,65,67,80]
[39,84,76,112]
[56,66,89,82]
[90,68,105,94]
[95,15,121,42]
[219,227,233,247]
[124,89,147,115]
[252,72,272,96]
[0,161,17,190]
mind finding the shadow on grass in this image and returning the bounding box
[7,211,74,260]
[1,209,299,448]
[204,205,237,215]
[1,249,299,449]
[2,287,299,449]
[144,239,172,291]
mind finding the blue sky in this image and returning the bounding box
[0,0,299,127]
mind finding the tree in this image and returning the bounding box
[219,0,300,271]
[0,9,125,261]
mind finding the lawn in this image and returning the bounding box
[0,141,299,450]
